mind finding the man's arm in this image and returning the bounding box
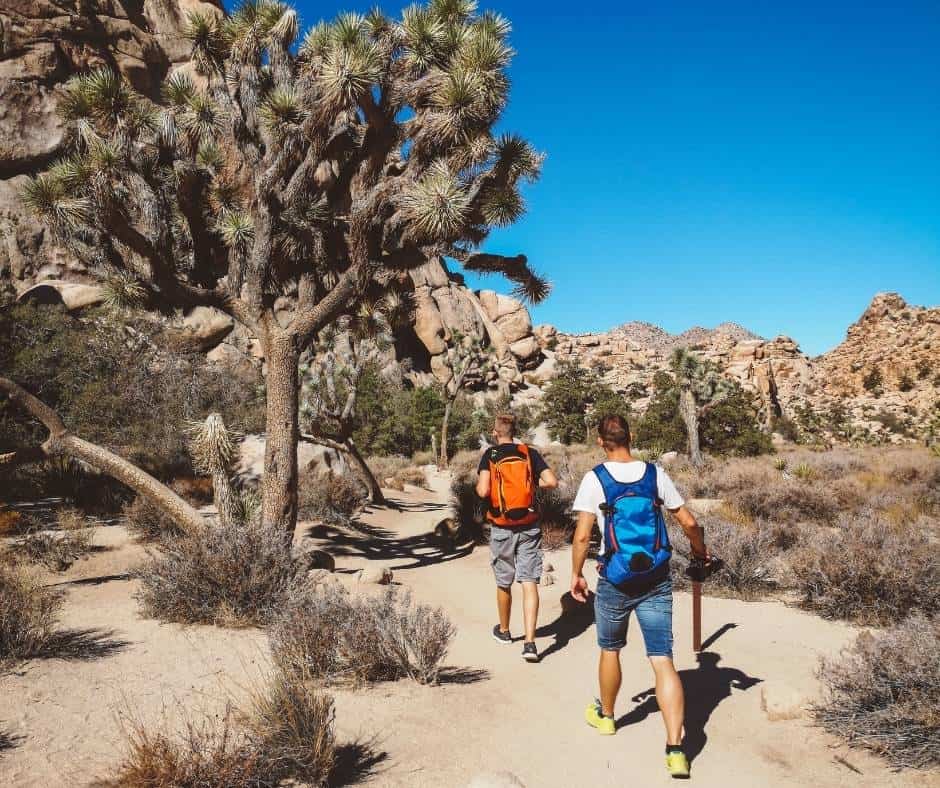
[570,510,594,602]
[538,468,558,489]
[669,505,709,559]
[475,468,490,499]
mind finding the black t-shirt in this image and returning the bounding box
[478,443,549,478]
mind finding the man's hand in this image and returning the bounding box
[571,573,589,603]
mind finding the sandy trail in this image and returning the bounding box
[1,471,937,787]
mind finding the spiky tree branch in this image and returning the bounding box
[670,348,734,466]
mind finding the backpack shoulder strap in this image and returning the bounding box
[592,463,622,506]
[643,463,665,508]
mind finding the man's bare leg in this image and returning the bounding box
[521,581,539,642]
[650,656,684,745]
[496,585,512,633]
[599,649,622,716]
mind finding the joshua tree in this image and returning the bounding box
[21,0,548,534]
[299,296,409,504]
[669,348,733,466]
[438,331,491,467]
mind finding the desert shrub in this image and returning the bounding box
[103,675,334,787]
[668,515,779,598]
[135,519,300,627]
[862,367,883,395]
[0,564,61,663]
[790,511,939,625]
[897,373,915,392]
[297,471,367,526]
[450,452,488,543]
[727,478,838,524]
[3,508,94,572]
[792,462,816,480]
[122,496,186,542]
[367,456,430,491]
[815,614,939,769]
[271,584,454,686]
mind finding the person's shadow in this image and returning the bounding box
[533,592,595,660]
[616,651,762,763]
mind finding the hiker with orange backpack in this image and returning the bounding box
[476,413,558,662]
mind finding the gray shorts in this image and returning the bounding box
[490,525,543,587]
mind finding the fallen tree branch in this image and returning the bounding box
[0,377,207,535]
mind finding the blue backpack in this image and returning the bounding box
[594,462,672,586]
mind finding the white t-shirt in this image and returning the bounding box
[572,461,685,552]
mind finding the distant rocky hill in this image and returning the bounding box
[515,292,937,443]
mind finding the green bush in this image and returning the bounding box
[539,361,630,444]
[862,367,883,395]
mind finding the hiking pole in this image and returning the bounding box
[685,555,723,653]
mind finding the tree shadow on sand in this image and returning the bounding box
[0,728,23,754]
[616,650,762,762]
[37,628,130,661]
[436,666,490,685]
[305,519,475,572]
[534,592,595,661]
[329,737,389,786]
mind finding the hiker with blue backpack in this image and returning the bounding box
[570,414,715,779]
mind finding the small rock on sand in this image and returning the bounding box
[761,681,811,721]
[465,772,526,788]
[358,566,393,584]
[540,572,555,587]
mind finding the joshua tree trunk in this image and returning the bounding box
[439,399,453,469]
[344,437,385,505]
[0,376,205,534]
[261,332,300,535]
[678,387,703,466]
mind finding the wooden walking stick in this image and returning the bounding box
[686,554,722,653]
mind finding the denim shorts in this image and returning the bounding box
[489,525,542,586]
[594,576,674,657]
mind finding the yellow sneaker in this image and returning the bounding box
[584,700,616,735]
[665,750,690,779]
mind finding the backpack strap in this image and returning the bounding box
[592,463,624,513]
[640,463,664,508]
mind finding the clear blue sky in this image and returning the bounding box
[283,0,940,356]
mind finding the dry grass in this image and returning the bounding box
[367,455,430,491]
[10,508,95,572]
[668,515,779,598]
[122,496,186,543]
[298,470,367,526]
[815,614,940,770]
[0,564,61,665]
[101,675,335,787]
[790,510,939,626]
[270,584,455,686]
[135,518,300,627]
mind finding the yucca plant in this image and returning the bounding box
[17,0,547,536]
[670,348,736,467]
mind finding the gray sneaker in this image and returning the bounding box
[522,641,539,662]
[492,625,512,645]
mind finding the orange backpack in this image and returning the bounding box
[486,443,539,527]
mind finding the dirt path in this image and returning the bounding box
[1,472,937,787]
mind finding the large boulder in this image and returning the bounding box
[236,435,349,485]
[177,306,235,351]
[17,279,105,311]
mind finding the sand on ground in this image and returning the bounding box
[1,469,937,787]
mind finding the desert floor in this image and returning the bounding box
[2,469,938,788]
